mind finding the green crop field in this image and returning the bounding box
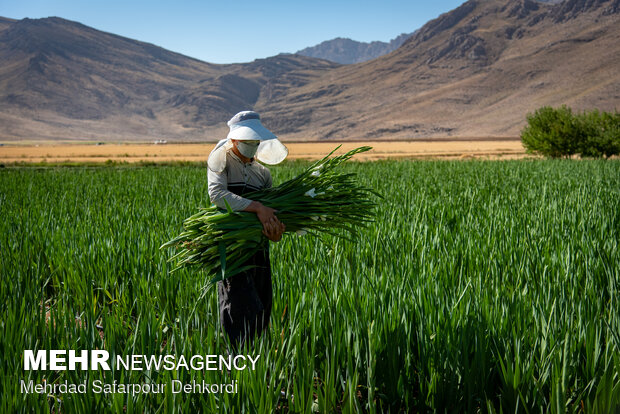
[1,159,619,413]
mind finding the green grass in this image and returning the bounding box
[1,159,619,413]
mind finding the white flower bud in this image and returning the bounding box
[304,188,317,198]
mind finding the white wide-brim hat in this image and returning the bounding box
[207,111,288,172]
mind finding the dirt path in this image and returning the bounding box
[0,140,526,163]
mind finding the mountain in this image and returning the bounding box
[256,0,620,139]
[0,17,16,30]
[0,0,619,142]
[0,17,338,141]
[296,33,414,64]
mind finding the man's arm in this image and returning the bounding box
[208,168,285,241]
[254,168,285,241]
[208,168,252,211]
[244,201,285,242]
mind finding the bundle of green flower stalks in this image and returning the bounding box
[161,146,379,285]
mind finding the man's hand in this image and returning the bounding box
[244,201,286,242]
[262,219,286,242]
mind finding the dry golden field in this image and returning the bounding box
[0,140,526,163]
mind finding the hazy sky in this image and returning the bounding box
[1,0,465,64]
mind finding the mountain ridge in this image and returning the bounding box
[0,16,339,141]
[256,0,619,139]
[0,0,618,141]
[296,32,414,64]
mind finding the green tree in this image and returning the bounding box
[521,106,581,158]
[578,110,620,159]
[521,106,619,159]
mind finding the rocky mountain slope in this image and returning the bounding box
[257,0,620,139]
[0,0,618,141]
[0,17,338,141]
[296,33,413,64]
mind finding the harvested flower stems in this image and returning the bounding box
[161,146,379,284]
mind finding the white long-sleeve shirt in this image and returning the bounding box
[207,149,272,211]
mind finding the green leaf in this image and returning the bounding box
[223,198,233,214]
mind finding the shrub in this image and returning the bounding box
[579,110,620,159]
[521,106,581,158]
[521,106,619,158]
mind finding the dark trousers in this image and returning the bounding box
[217,246,272,351]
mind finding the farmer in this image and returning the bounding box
[207,110,288,351]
